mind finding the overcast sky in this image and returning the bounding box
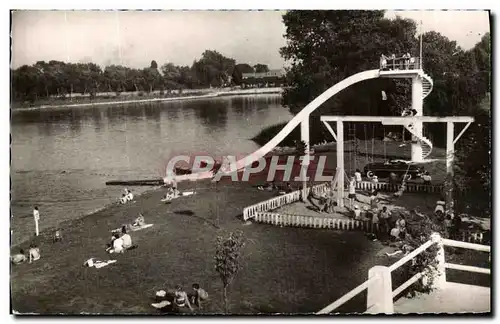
[11,10,490,70]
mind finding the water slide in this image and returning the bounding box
[172,68,434,182]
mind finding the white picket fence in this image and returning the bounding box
[254,211,380,233]
[242,182,330,221]
[355,181,443,194]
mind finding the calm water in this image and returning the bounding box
[10,94,291,245]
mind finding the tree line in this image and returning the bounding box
[11,50,272,102]
[280,10,491,216]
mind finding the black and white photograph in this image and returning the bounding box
[8,8,492,315]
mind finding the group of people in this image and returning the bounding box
[380,53,416,71]
[119,188,135,204]
[11,243,41,265]
[257,181,294,195]
[106,214,145,253]
[154,284,209,313]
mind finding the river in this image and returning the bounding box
[10,94,291,245]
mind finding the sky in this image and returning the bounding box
[11,10,490,70]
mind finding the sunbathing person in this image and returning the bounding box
[133,214,146,227]
[120,194,128,204]
[11,249,27,265]
[173,285,193,313]
[28,244,40,263]
[126,189,134,202]
[190,283,209,309]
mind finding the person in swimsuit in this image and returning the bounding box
[11,249,27,265]
[132,214,146,227]
[347,177,356,209]
[28,244,40,263]
[190,283,209,309]
[173,285,193,313]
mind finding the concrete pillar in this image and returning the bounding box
[431,233,447,288]
[301,117,310,199]
[336,121,344,208]
[366,266,394,314]
[411,76,424,162]
[445,122,455,210]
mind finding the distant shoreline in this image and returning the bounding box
[11,87,283,112]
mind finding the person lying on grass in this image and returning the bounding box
[28,243,40,263]
[132,214,146,227]
[174,285,193,313]
[11,249,27,265]
[190,283,209,309]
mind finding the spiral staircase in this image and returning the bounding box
[402,71,434,160]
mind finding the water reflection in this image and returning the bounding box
[11,95,290,173]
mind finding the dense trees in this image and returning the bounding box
[11,50,271,102]
[280,10,491,216]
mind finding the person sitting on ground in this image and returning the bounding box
[352,205,361,220]
[190,283,209,309]
[28,244,40,263]
[390,215,406,241]
[422,171,432,185]
[109,233,124,254]
[173,285,193,313]
[347,176,357,209]
[121,226,133,249]
[126,189,134,202]
[133,214,146,227]
[434,200,446,220]
[354,169,362,183]
[53,229,63,243]
[11,249,27,265]
[120,193,128,204]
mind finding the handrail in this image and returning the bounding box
[442,239,490,252]
[392,271,425,298]
[316,276,377,314]
[445,263,490,275]
[388,240,434,272]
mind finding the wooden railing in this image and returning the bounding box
[316,233,491,314]
[242,182,330,221]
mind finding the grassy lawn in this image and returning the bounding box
[11,180,389,314]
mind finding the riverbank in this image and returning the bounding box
[11,87,283,111]
[11,178,400,314]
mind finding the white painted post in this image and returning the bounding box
[301,117,310,200]
[366,266,394,314]
[336,121,344,208]
[431,232,447,288]
[411,76,424,162]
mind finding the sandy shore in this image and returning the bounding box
[12,88,283,112]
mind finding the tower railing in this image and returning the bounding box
[380,56,421,71]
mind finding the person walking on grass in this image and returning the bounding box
[33,206,40,236]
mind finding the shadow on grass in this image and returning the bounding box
[173,210,219,229]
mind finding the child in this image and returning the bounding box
[347,177,356,209]
[191,283,209,309]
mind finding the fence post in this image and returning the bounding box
[431,232,446,288]
[366,266,394,314]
